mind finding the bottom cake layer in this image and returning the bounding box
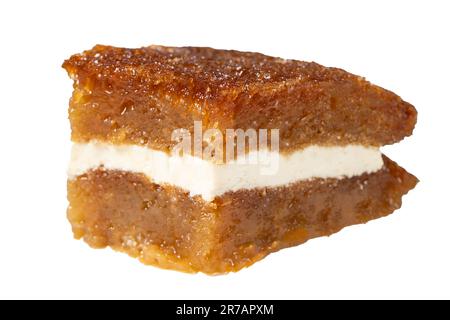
[67,155,417,274]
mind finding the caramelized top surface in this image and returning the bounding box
[64,45,359,101]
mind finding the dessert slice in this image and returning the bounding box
[63,45,417,274]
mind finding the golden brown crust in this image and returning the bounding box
[63,45,416,153]
[67,155,417,274]
[63,45,354,97]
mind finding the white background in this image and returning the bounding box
[0,0,449,300]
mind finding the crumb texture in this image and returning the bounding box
[63,45,417,153]
[67,155,417,274]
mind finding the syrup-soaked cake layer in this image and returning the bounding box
[63,45,417,153]
[67,155,417,274]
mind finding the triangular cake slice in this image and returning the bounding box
[64,45,417,274]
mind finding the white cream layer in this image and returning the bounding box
[68,142,383,201]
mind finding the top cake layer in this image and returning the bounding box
[63,45,416,153]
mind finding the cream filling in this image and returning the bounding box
[68,142,383,201]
